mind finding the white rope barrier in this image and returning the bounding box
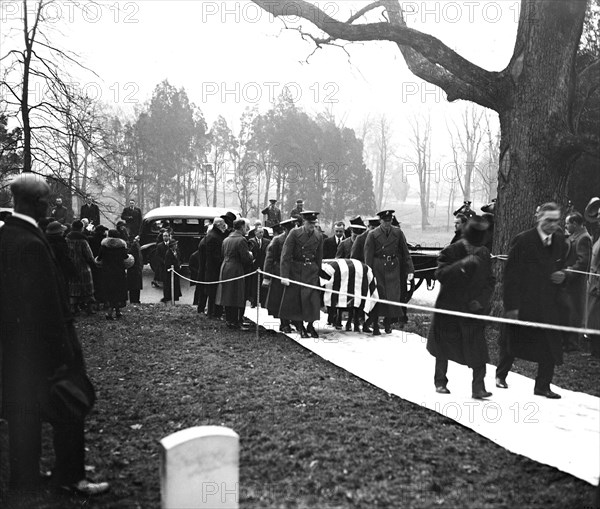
[565,268,600,278]
[168,267,258,285]
[257,269,600,336]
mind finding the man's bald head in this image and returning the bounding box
[10,173,51,220]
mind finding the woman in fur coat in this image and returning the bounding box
[96,229,134,319]
[66,220,96,314]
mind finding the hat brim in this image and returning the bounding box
[584,197,600,222]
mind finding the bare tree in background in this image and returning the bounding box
[447,105,485,206]
[406,113,432,230]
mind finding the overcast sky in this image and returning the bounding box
[2,0,520,196]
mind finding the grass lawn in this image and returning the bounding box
[1,304,599,508]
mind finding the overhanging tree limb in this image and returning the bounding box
[251,0,503,109]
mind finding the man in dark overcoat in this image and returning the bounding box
[0,174,108,495]
[279,211,324,338]
[562,211,592,352]
[204,217,228,319]
[189,237,208,313]
[426,217,495,399]
[336,217,366,259]
[496,202,567,399]
[80,196,100,226]
[248,226,270,307]
[261,199,282,227]
[364,210,414,335]
[263,218,296,332]
[50,197,71,224]
[152,230,170,287]
[120,199,142,239]
[323,221,345,260]
[216,219,254,330]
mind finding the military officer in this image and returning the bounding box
[279,211,324,338]
[289,199,305,221]
[365,209,414,335]
[261,199,282,227]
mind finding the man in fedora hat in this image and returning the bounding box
[290,199,304,222]
[337,216,366,259]
[365,209,414,335]
[279,211,323,338]
[585,197,600,358]
[0,174,109,496]
[205,217,228,319]
[261,199,282,227]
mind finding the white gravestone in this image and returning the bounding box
[160,426,239,509]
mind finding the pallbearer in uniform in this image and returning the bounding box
[263,218,297,333]
[279,211,324,338]
[365,209,414,335]
[351,216,380,332]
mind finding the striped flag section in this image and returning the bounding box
[319,259,379,313]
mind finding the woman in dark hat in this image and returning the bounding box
[426,215,495,399]
[162,238,182,303]
[96,229,133,319]
[66,219,96,315]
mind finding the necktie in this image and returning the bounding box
[544,236,551,247]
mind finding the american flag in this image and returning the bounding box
[319,259,379,313]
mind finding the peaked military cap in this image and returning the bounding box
[300,210,320,223]
[376,209,395,220]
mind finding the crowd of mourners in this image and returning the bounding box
[0,175,599,500]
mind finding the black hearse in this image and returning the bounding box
[139,206,238,265]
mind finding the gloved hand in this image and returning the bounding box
[467,300,483,313]
[460,254,480,273]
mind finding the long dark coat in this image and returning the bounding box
[80,203,100,226]
[426,241,495,367]
[335,236,354,259]
[323,235,343,260]
[152,241,169,283]
[66,231,95,299]
[364,226,414,318]
[163,247,182,301]
[503,227,567,365]
[204,228,226,299]
[264,231,288,317]
[563,228,592,328]
[248,236,270,305]
[46,232,76,283]
[216,231,253,308]
[0,217,84,419]
[279,226,323,322]
[127,240,143,292]
[97,237,130,306]
[350,230,369,262]
[88,231,106,303]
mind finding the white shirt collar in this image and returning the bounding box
[11,211,40,229]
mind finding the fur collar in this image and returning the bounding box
[101,236,127,249]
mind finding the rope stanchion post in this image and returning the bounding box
[170,265,175,306]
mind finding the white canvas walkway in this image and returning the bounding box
[249,306,600,486]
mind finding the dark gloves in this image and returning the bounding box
[467,300,483,313]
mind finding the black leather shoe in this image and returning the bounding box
[495,378,508,389]
[372,327,381,336]
[384,326,392,334]
[362,324,372,333]
[281,325,292,333]
[472,390,493,399]
[353,323,361,333]
[307,325,319,338]
[299,327,309,338]
[435,386,450,394]
[345,321,352,331]
[534,388,561,399]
